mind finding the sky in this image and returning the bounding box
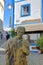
[3,0,14,28]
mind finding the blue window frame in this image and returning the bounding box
[20,4,31,17]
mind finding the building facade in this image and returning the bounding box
[4,0,43,31]
[15,0,43,30]
[0,0,4,30]
[4,0,43,43]
[0,0,4,21]
[15,0,41,25]
[0,0,4,39]
[14,0,43,44]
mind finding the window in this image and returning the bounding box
[29,33,40,43]
[21,4,30,17]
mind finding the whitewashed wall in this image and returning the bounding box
[0,8,4,21]
[0,0,4,7]
[15,0,41,24]
[0,0,4,21]
[0,0,4,32]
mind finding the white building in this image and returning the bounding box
[0,0,4,39]
[0,0,4,30]
[14,0,43,31]
[14,0,43,44]
[0,0,4,21]
[15,0,41,25]
[4,0,43,43]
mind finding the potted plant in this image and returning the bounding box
[36,37,43,54]
[10,29,16,38]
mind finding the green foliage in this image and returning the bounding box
[10,29,16,38]
[36,37,43,50]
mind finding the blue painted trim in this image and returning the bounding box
[14,0,25,3]
[21,21,42,24]
[20,4,31,17]
[42,0,43,22]
[30,51,38,53]
[29,44,37,46]
[14,22,43,26]
[11,0,14,29]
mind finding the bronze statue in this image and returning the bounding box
[5,27,29,65]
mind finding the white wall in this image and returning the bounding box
[0,8,4,21]
[0,0,4,21]
[0,0,4,7]
[15,0,41,24]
